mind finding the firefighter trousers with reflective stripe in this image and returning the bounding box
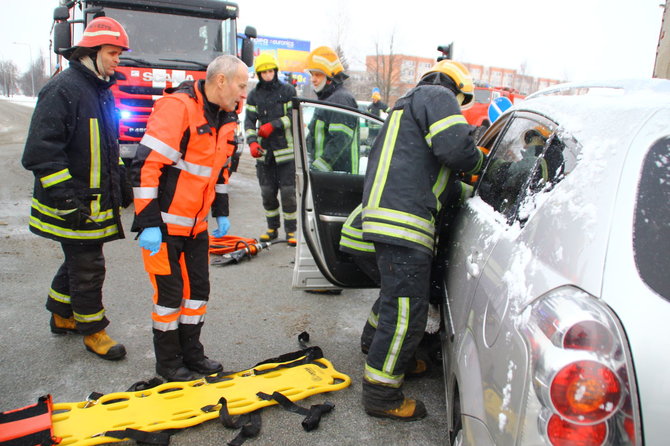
[255,159,296,233]
[47,242,109,335]
[144,231,210,331]
[143,231,210,368]
[362,242,432,410]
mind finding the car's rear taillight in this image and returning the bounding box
[523,287,641,446]
[547,414,608,446]
[550,360,621,423]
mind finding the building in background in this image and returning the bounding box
[359,53,562,105]
[253,35,311,91]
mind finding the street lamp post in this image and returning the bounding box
[12,42,35,97]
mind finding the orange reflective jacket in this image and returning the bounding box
[131,81,237,237]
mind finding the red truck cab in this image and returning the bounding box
[463,85,525,139]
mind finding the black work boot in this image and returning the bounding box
[180,323,223,375]
[154,329,197,382]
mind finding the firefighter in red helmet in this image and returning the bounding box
[22,16,131,360]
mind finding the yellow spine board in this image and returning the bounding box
[51,357,350,446]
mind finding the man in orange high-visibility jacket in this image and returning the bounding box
[131,55,248,382]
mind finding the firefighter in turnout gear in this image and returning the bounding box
[131,55,248,382]
[340,60,484,420]
[244,53,298,245]
[21,17,131,361]
[305,46,360,173]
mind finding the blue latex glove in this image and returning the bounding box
[139,226,162,256]
[212,216,230,238]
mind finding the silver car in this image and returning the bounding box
[291,80,670,446]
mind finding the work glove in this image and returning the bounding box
[139,227,162,256]
[212,216,230,238]
[249,141,265,158]
[57,196,92,230]
[258,122,275,138]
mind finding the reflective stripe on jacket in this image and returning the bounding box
[21,61,125,243]
[359,84,483,254]
[131,80,236,237]
[244,79,297,164]
[306,82,360,173]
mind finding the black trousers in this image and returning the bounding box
[142,231,210,367]
[47,242,109,335]
[362,242,432,409]
[256,158,296,233]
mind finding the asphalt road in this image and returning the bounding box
[0,99,450,446]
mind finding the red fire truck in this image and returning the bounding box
[51,0,256,162]
[463,84,525,140]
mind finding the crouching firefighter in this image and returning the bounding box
[340,60,484,421]
[21,17,132,360]
[131,55,249,382]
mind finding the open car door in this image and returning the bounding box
[291,98,383,290]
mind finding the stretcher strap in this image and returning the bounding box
[257,391,334,432]
[0,395,58,446]
[202,397,261,446]
[102,428,173,445]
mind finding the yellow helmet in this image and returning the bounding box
[372,92,381,101]
[422,60,474,107]
[254,53,278,73]
[305,46,344,78]
[523,125,552,145]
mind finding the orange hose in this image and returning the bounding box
[209,235,259,255]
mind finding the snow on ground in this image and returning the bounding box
[0,95,37,108]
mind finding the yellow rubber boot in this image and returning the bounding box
[365,398,427,421]
[50,314,78,334]
[286,232,296,247]
[260,228,278,242]
[84,330,127,361]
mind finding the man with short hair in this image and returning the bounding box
[131,55,248,382]
[22,16,132,361]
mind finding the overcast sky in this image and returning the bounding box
[1,0,665,82]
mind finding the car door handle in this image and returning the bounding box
[466,251,483,278]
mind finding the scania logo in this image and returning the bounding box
[142,72,195,83]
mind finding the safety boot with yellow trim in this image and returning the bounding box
[259,228,278,242]
[84,330,127,361]
[405,358,429,379]
[50,313,78,335]
[286,232,296,247]
[365,397,427,421]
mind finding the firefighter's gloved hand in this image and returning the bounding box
[139,227,162,256]
[212,216,230,238]
[249,142,264,158]
[258,122,275,138]
[58,197,91,230]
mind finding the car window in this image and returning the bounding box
[303,103,381,175]
[477,116,565,221]
[634,136,670,301]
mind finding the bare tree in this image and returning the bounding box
[367,30,402,104]
[18,51,50,96]
[0,60,19,97]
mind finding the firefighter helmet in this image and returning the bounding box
[523,125,552,145]
[254,53,278,73]
[372,92,381,101]
[76,16,130,50]
[305,46,344,78]
[422,60,474,107]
